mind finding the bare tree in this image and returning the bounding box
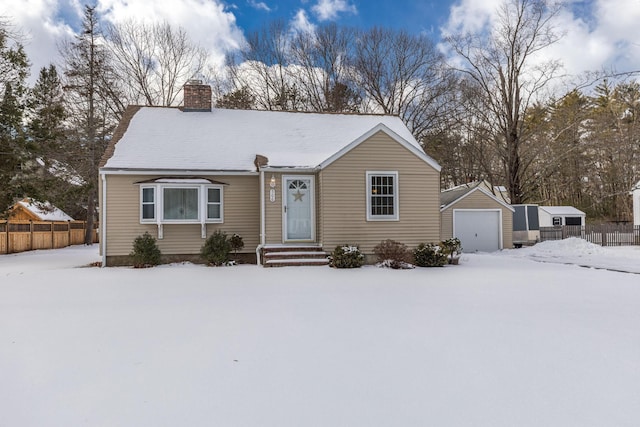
[227,20,305,111]
[446,0,563,204]
[289,23,360,112]
[105,20,208,107]
[352,27,455,140]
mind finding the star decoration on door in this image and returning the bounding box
[293,190,305,201]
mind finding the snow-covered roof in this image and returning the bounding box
[101,107,440,172]
[440,182,514,212]
[17,199,74,221]
[539,206,586,216]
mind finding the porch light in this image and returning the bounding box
[270,175,276,188]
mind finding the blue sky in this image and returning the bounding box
[232,0,452,37]
[1,0,639,85]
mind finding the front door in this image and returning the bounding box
[283,176,315,242]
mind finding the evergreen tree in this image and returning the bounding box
[60,6,119,242]
[0,22,30,216]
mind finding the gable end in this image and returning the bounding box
[318,123,441,172]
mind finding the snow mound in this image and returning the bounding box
[523,237,606,257]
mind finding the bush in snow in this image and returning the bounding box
[440,238,462,264]
[200,230,231,266]
[130,232,162,268]
[413,243,448,267]
[229,233,245,260]
[373,239,413,269]
[329,245,365,268]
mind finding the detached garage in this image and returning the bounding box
[441,183,515,252]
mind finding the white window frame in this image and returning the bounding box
[139,183,223,224]
[141,187,156,221]
[366,171,399,221]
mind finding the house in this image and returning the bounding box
[9,198,74,222]
[633,181,640,226]
[440,182,514,252]
[98,81,442,266]
[538,206,586,227]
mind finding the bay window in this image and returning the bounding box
[139,181,223,224]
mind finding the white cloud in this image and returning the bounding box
[0,0,246,83]
[0,0,77,83]
[290,9,316,34]
[311,0,357,21]
[248,0,271,12]
[441,0,640,79]
[97,0,245,69]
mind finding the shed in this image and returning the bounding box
[440,182,514,252]
[512,204,540,246]
[538,206,586,227]
[9,198,74,221]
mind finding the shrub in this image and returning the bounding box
[130,232,162,268]
[229,233,244,259]
[329,245,365,268]
[440,238,462,264]
[201,230,231,266]
[413,243,448,267]
[373,239,413,269]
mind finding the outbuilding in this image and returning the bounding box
[440,182,514,252]
[538,206,586,227]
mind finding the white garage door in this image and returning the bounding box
[453,210,501,252]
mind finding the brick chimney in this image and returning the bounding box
[183,80,212,112]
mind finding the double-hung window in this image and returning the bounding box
[366,171,399,221]
[139,181,223,224]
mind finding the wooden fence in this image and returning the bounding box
[540,224,640,246]
[0,220,99,255]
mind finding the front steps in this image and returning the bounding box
[262,245,329,267]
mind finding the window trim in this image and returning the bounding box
[141,187,156,221]
[139,183,223,224]
[366,171,399,221]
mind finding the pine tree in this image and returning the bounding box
[60,6,119,242]
[0,22,30,215]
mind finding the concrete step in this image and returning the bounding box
[262,245,329,267]
[264,257,330,267]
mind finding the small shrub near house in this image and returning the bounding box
[229,233,244,260]
[373,239,413,269]
[413,243,448,267]
[200,230,231,266]
[329,245,365,268]
[130,232,162,268]
[440,238,462,264]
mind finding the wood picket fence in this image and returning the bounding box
[0,220,99,255]
[540,224,640,246]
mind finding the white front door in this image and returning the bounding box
[283,176,315,242]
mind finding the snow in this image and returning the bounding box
[539,206,586,216]
[2,239,640,426]
[103,107,436,171]
[17,199,74,221]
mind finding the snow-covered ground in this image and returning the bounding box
[1,239,640,427]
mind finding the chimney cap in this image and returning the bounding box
[186,79,203,85]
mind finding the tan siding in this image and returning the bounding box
[264,172,321,244]
[104,174,260,256]
[264,172,283,244]
[320,131,440,254]
[440,190,513,248]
